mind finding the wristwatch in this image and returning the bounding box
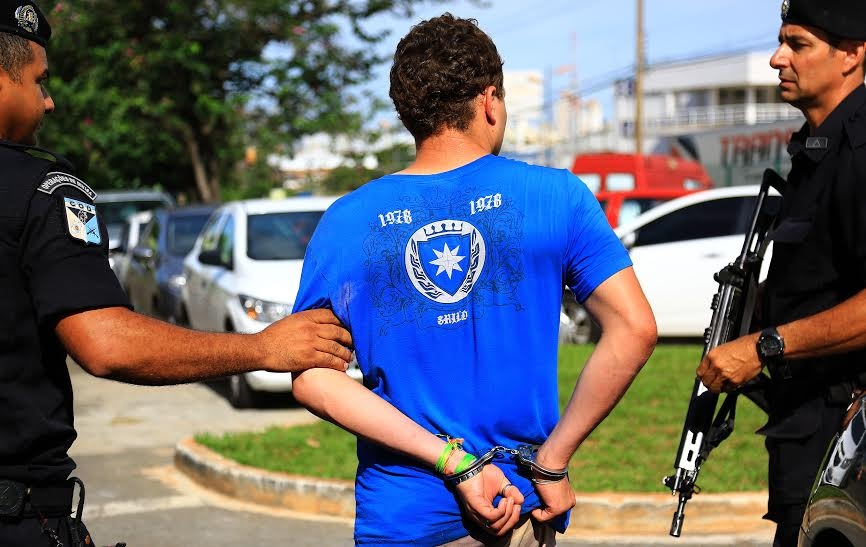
[756,327,785,364]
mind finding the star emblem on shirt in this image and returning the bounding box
[429,243,465,279]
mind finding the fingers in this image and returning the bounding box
[290,309,354,369]
[318,322,353,349]
[324,340,353,366]
[696,356,709,377]
[485,497,521,536]
[324,352,350,371]
[291,309,353,347]
[531,505,556,523]
[455,465,524,537]
[499,481,524,504]
[296,308,343,325]
[532,480,576,523]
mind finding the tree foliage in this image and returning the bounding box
[37,1,461,202]
[318,141,415,194]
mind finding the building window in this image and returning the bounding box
[719,88,747,106]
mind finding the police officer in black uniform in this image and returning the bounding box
[0,2,354,545]
[696,1,866,545]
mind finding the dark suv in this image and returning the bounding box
[124,205,216,324]
[95,189,176,251]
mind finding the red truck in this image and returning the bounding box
[570,152,714,227]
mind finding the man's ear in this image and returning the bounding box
[840,40,866,76]
[483,86,499,125]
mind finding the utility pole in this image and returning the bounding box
[635,0,644,155]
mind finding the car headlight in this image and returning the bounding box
[239,294,292,323]
[168,274,187,289]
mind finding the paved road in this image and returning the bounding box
[68,362,770,546]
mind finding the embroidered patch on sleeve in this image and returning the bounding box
[64,197,102,245]
[37,172,97,201]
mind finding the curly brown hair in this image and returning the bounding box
[0,32,34,83]
[389,13,504,142]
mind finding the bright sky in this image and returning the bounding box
[363,0,785,123]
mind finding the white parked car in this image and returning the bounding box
[110,210,153,288]
[617,184,780,338]
[562,185,781,341]
[182,196,362,408]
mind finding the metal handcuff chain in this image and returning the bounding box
[444,444,569,486]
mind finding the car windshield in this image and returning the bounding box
[167,213,213,257]
[247,210,325,260]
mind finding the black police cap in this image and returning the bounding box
[0,1,50,47]
[781,0,866,42]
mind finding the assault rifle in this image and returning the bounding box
[663,168,785,537]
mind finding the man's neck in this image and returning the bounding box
[397,129,493,175]
[804,78,864,132]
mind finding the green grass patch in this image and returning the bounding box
[196,343,769,493]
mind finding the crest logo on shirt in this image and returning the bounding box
[64,197,101,245]
[405,220,486,304]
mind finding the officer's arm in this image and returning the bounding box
[55,306,353,384]
[774,288,866,360]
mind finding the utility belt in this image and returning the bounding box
[0,478,74,518]
[0,477,124,547]
[767,357,866,405]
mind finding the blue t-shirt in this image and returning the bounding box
[293,155,631,545]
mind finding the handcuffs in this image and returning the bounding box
[444,444,569,486]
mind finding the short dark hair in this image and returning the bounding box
[0,32,34,83]
[389,13,504,141]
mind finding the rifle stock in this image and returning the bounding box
[663,169,784,537]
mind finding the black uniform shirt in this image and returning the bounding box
[0,140,129,484]
[764,84,866,381]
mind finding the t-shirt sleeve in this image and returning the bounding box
[563,173,632,303]
[292,212,337,317]
[20,173,130,324]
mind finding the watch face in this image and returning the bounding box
[760,335,783,358]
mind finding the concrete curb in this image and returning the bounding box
[174,437,775,539]
[175,437,355,517]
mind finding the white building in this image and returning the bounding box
[500,69,605,166]
[613,50,801,144]
[572,50,808,184]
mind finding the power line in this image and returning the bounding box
[481,0,602,38]
[504,42,781,120]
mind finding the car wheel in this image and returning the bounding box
[559,290,601,345]
[228,374,258,409]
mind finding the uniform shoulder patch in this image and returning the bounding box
[37,171,97,201]
[63,197,102,246]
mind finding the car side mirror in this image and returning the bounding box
[620,231,637,250]
[132,246,154,261]
[198,249,231,269]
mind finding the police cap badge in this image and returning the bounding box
[781,0,866,42]
[0,0,51,47]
